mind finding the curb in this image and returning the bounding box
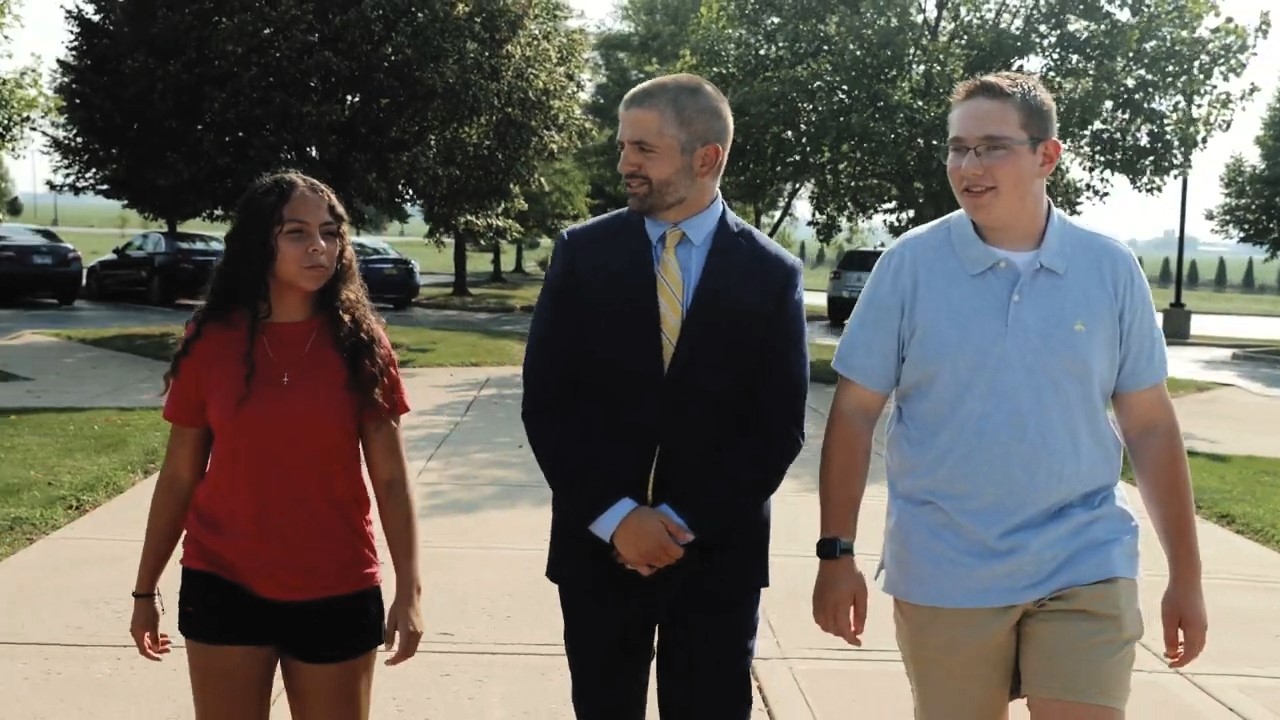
[411,301,535,314]
[1232,347,1280,366]
[1168,339,1278,350]
[409,303,833,324]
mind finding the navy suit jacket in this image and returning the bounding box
[520,205,809,589]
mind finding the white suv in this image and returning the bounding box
[825,248,884,325]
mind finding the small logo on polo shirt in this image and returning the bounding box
[1074,321,1086,332]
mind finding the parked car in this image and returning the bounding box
[825,248,885,325]
[353,238,420,310]
[0,223,83,306]
[84,231,223,305]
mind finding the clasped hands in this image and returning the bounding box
[610,506,694,576]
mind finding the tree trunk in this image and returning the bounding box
[511,240,528,274]
[451,235,471,296]
[166,217,178,233]
[490,241,504,282]
[768,183,805,237]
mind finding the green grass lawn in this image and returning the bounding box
[1149,286,1280,316]
[1124,451,1280,553]
[45,325,528,368]
[417,279,544,312]
[416,277,828,320]
[392,242,551,277]
[4,324,523,559]
[0,407,169,560]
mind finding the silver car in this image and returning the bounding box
[825,248,884,325]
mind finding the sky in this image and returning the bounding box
[4,0,1275,246]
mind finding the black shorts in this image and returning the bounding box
[177,566,385,664]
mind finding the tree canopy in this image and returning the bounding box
[0,0,47,159]
[1209,86,1280,259]
[47,0,588,245]
[587,0,1271,238]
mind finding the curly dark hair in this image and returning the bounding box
[163,170,394,410]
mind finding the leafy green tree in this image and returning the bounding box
[1186,258,1200,288]
[50,0,291,231]
[1159,257,1173,286]
[678,0,1269,237]
[579,0,704,216]
[408,0,591,295]
[1214,256,1229,288]
[0,2,45,160]
[510,156,592,273]
[4,193,21,218]
[48,0,586,254]
[686,0,922,237]
[0,158,16,212]
[1242,256,1256,290]
[1209,87,1280,259]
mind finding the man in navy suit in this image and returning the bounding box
[521,73,810,719]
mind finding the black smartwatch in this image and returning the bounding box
[815,537,854,560]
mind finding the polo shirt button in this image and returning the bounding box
[1013,294,1021,302]
[999,260,1008,268]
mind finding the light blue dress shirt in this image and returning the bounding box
[588,194,726,544]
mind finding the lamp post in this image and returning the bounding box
[1162,93,1195,341]
[1174,171,1188,309]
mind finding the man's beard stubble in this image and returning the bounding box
[625,169,694,216]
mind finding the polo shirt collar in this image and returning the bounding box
[949,201,1070,275]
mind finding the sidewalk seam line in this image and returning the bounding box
[756,606,818,719]
[1137,640,1244,717]
[412,375,490,480]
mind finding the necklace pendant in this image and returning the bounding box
[282,372,289,386]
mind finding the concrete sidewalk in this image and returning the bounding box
[1,355,1280,716]
[0,332,167,408]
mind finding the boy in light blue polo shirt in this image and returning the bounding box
[810,71,1207,718]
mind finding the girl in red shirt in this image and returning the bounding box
[128,171,423,719]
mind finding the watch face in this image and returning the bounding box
[816,538,851,559]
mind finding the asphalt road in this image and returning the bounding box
[0,297,529,339]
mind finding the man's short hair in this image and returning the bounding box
[951,71,1058,141]
[619,73,734,163]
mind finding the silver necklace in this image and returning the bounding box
[261,327,318,386]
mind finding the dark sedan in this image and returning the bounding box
[0,223,83,306]
[85,231,223,305]
[353,238,420,310]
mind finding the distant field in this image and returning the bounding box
[1138,254,1277,291]
[23,202,227,233]
[1149,287,1280,316]
[23,200,435,239]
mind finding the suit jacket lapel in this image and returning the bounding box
[666,208,745,378]
[618,210,667,380]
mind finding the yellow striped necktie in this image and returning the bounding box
[656,227,685,370]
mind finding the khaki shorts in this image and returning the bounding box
[894,578,1143,718]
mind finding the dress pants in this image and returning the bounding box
[556,553,761,720]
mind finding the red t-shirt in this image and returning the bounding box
[162,312,410,601]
